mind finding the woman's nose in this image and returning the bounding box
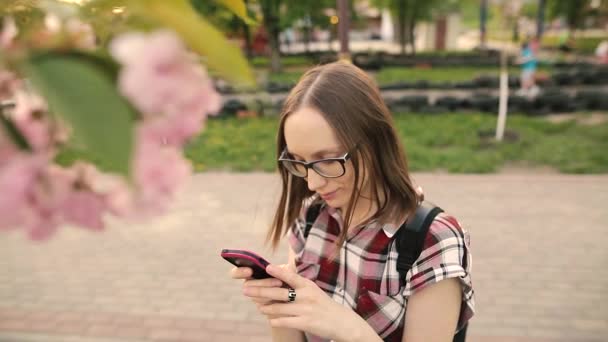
[306,168,326,192]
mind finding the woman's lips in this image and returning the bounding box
[320,190,337,201]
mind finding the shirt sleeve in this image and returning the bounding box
[402,212,475,331]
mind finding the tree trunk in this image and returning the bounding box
[337,0,350,60]
[407,1,418,56]
[243,22,253,60]
[304,21,311,54]
[408,19,416,55]
[242,0,252,60]
[261,0,281,73]
[269,22,281,73]
[512,20,519,43]
[480,0,488,47]
[398,0,406,55]
[536,0,546,39]
[328,26,334,51]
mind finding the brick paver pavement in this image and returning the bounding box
[0,172,606,342]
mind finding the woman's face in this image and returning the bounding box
[284,106,368,211]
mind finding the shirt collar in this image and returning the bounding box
[321,201,404,238]
[381,222,401,238]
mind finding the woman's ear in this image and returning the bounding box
[416,186,425,202]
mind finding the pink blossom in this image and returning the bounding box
[98,126,193,219]
[12,91,52,151]
[65,18,96,50]
[109,31,182,67]
[61,190,106,230]
[109,30,220,144]
[0,153,48,231]
[132,131,191,215]
[138,108,208,147]
[0,126,18,163]
[21,163,108,239]
[22,176,65,240]
[0,28,218,239]
[0,69,21,100]
[0,17,17,49]
[0,159,112,239]
[105,177,135,217]
[56,163,107,230]
[14,164,71,239]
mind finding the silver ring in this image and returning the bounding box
[287,288,296,303]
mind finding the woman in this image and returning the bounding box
[231,62,475,341]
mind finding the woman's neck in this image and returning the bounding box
[341,189,381,230]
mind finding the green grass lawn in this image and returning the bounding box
[251,56,315,68]
[375,67,507,84]
[542,36,604,54]
[267,71,305,84]
[185,113,608,174]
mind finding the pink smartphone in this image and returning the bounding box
[221,249,271,279]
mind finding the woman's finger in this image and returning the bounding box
[243,285,291,302]
[230,267,252,279]
[253,298,279,306]
[244,278,283,288]
[259,302,306,317]
[269,316,307,330]
[266,265,307,289]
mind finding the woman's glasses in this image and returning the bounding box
[278,148,355,178]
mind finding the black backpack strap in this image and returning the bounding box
[453,323,468,342]
[303,202,323,239]
[396,201,444,278]
[397,202,469,342]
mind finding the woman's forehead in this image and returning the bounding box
[284,107,342,156]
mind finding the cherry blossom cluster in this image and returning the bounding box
[0,19,220,239]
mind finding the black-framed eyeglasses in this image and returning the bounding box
[278,147,355,178]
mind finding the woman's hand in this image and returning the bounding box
[230,266,285,306]
[243,264,373,342]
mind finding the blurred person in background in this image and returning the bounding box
[517,39,540,98]
[230,62,475,342]
[595,40,608,65]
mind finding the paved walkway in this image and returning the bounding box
[0,172,607,342]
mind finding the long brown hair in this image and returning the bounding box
[267,61,420,250]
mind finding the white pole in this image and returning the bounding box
[496,50,509,141]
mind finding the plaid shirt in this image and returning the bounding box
[287,196,475,342]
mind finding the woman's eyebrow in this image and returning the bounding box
[288,147,342,159]
[312,148,342,158]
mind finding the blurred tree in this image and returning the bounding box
[191,0,241,33]
[259,0,282,72]
[282,0,334,54]
[496,0,523,42]
[373,0,442,55]
[548,0,593,37]
[191,0,256,59]
[0,0,45,32]
[259,0,351,71]
[479,0,488,47]
[536,0,546,39]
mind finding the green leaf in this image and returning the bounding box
[214,0,256,25]
[141,0,255,87]
[25,53,135,177]
[0,108,31,151]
